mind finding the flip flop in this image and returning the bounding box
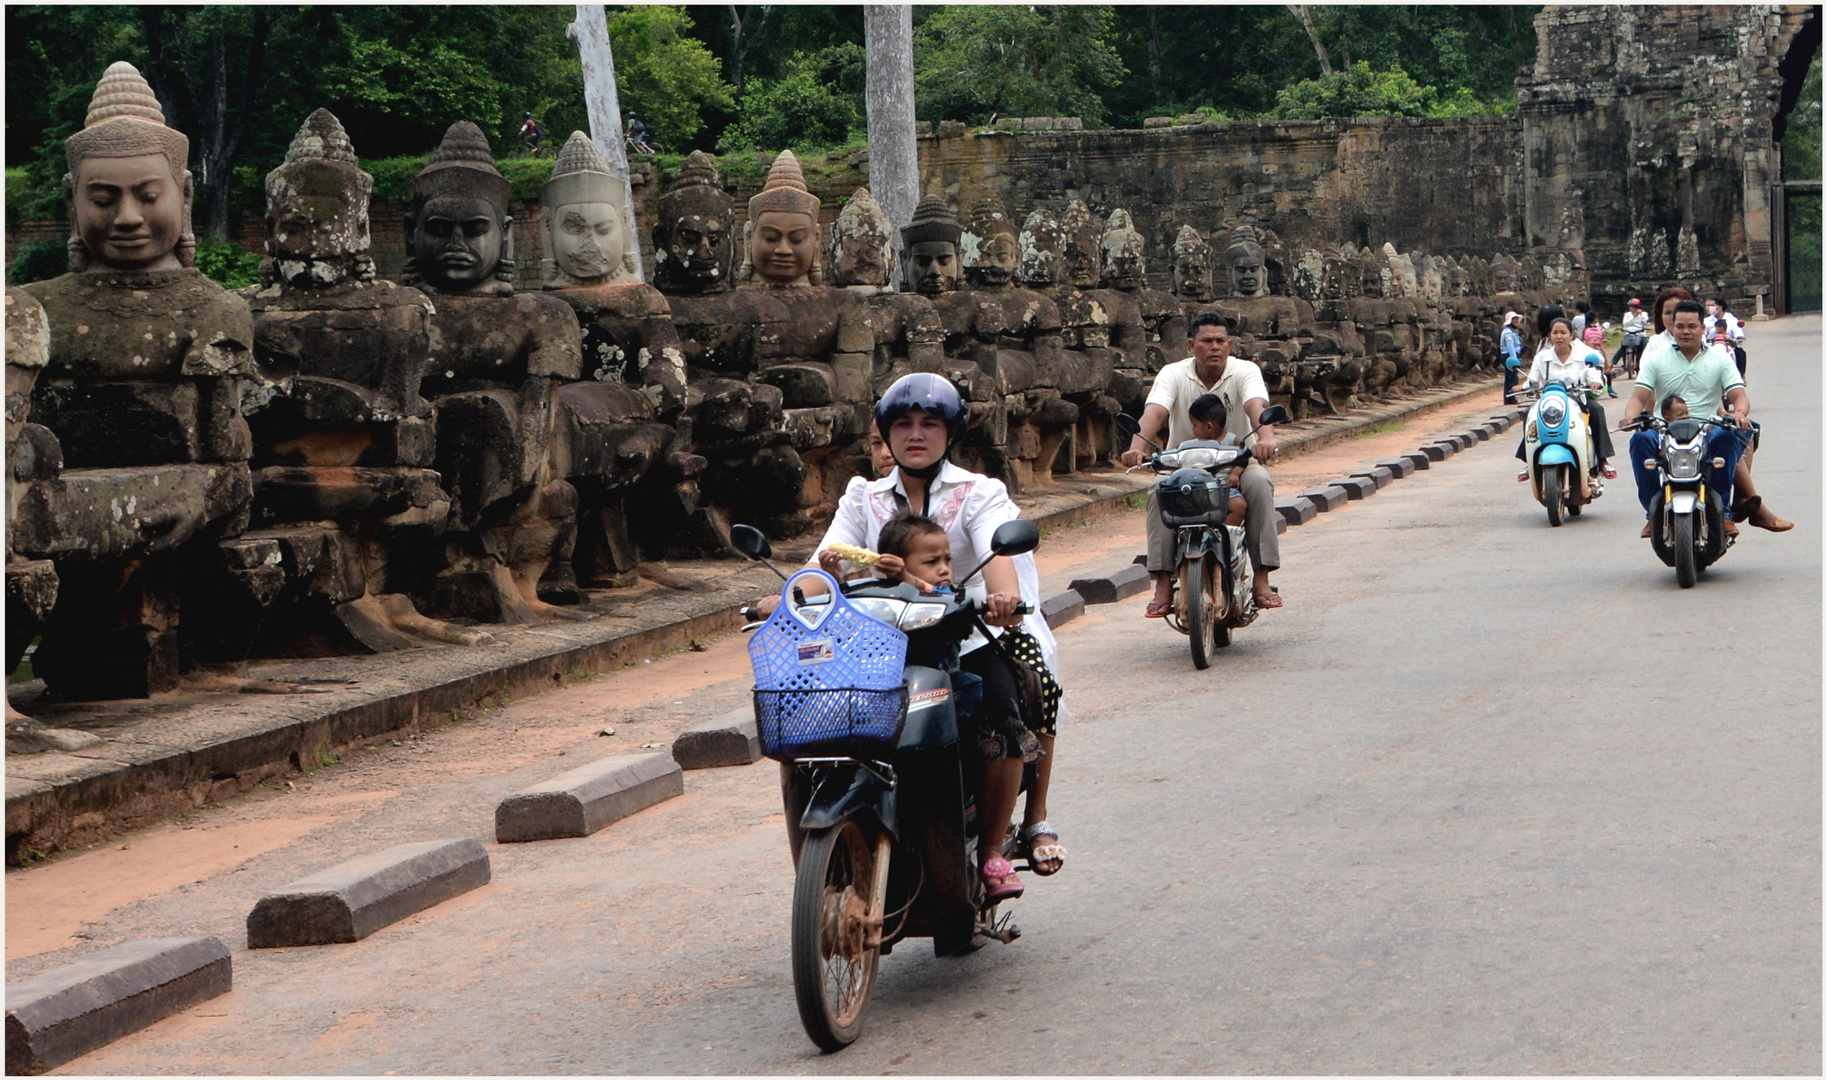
[1255,591,1283,609]
[1144,599,1172,619]
[980,857,1023,905]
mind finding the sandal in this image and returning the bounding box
[1017,821,1067,876]
[980,857,1023,905]
[1254,590,1283,610]
[1601,463,1618,480]
[1144,599,1172,619]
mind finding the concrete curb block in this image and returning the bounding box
[1420,443,1453,461]
[1041,590,1086,629]
[1376,457,1418,478]
[671,710,761,770]
[1274,514,1288,535]
[1300,486,1349,512]
[4,936,231,1075]
[1330,477,1376,500]
[495,753,683,842]
[1464,427,1492,442]
[1398,451,1432,470]
[1069,563,1150,605]
[1276,496,1317,525]
[246,838,491,947]
[1350,466,1395,490]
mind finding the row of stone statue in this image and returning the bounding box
[5,62,1576,705]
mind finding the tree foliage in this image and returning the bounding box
[716,43,863,152]
[1783,48,1822,181]
[912,6,1126,126]
[608,6,733,147]
[1270,61,1505,120]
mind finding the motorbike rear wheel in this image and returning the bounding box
[1673,513,1698,588]
[1183,555,1218,670]
[792,819,881,1052]
[1544,464,1565,527]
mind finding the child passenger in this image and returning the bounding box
[1185,393,1250,529]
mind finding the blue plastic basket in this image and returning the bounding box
[749,568,909,759]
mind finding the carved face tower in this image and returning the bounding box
[900,195,962,296]
[62,62,195,273]
[747,150,821,286]
[539,131,635,288]
[1170,226,1213,301]
[830,187,892,288]
[1018,209,1067,288]
[653,150,733,294]
[407,122,513,295]
[1225,225,1266,299]
[961,196,1019,289]
[1100,209,1147,290]
[1059,200,1102,288]
[263,108,372,287]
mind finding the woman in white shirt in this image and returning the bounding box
[1517,317,1618,480]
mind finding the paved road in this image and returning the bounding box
[25,318,1820,1073]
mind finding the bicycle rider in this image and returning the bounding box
[518,111,544,156]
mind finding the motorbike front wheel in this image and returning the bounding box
[1673,513,1698,588]
[792,819,881,1052]
[1544,464,1565,527]
[1184,555,1219,670]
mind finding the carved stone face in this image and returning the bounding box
[1064,236,1101,288]
[1171,243,1210,300]
[1229,255,1264,298]
[831,217,890,288]
[75,154,185,272]
[266,193,362,262]
[1018,214,1066,287]
[908,240,960,295]
[974,232,1018,287]
[751,210,818,285]
[549,201,626,283]
[1490,260,1516,293]
[663,208,732,290]
[1321,252,1353,300]
[413,195,503,288]
[1446,262,1467,296]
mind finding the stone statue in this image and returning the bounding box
[1489,253,1519,296]
[1101,208,1186,372]
[830,187,944,393]
[1170,225,1214,305]
[404,121,588,624]
[5,288,58,716]
[1225,225,1268,299]
[1291,248,1326,303]
[17,62,274,697]
[652,150,734,296]
[539,131,703,592]
[242,108,482,654]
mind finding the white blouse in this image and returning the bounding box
[1526,348,1604,390]
[813,461,1067,721]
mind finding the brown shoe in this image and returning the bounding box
[1641,522,1652,539]
[1751,509,1794,533]
[1723,519,1739,538]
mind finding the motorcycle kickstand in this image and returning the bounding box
[975,907,1021,945]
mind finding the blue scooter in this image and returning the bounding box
[1521,379,1600,526]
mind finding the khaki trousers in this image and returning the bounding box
[1144,460,1279,575]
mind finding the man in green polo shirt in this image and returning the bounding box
[1621,298,1790,536]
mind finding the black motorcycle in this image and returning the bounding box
[731,520,1040,1052]
[1623,412,1736,588]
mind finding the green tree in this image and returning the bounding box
[1272,62,1434,119]
[1782,48,1821,181]
[913,6,1127,127]
[608,6,734,148]
[717,43,864,152]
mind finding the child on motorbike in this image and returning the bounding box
[1187,394,1251,529]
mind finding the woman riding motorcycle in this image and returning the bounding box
[1517,317,1618,482]
[757,373,1067,898]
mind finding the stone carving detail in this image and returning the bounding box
[17,62,269,699]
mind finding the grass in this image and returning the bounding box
[1352,420,1408,438]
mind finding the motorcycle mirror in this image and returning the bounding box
[1256,404,1290,426]
[989,519,1041,557]
[730,524,789,582]
[1115,413,1141,435]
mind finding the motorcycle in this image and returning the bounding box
[1624,413,1735,588]
[731,519,1041,1052]
[1116,405,1289,669]
[1520,379,1602,527]
[1617,332,1648,379]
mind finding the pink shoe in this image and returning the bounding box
[1518,470,1531,483]
[980,857,1024,905]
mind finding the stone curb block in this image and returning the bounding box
[1041,590,1086,629]
[1299,486,1349,512]
[1350,466,1395,489]
[671,710,761,770]
[1330,477,1376,500]
[5,937,231,1075]
[1489,416,1514,433]
[1274,514,1287,535]
[1275,496,1317,525]
[1397,451,1432,470]
[1419,444,1451,462]
[495,753,683,843]
[1464,427,1492,442]
[1447,432,1475,449]
[1069,563,1151,605]
[1375,457,1418,478]
[246,838,491,947]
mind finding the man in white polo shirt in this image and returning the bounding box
[1120,311,1281,616]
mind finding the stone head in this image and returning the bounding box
[747,151,822,287]
[1356,251,1385,298]
[830,187,893,288]
[1442,257,1467,297]
[1059,200,1102,288]
[900,195,962,296]
[1292,248,1325,302]
[540,131,636,288]
[263,108,373,287]
[407,121,513,295]
[654,150,734,294]
[7,287,50,451]
[1099,208,1147,290]
[1396,252,1418,298]
[1018,209,1067,287]
[1224,224,1267,299]
[1258,227,1289,296]
[62,62,195,273]
[1490,254,1517,294]
[1416,254,1443,302]
[962,196,1019,289]
[1170,226,1212,301]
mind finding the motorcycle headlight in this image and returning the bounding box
[897,602,947,631]
[1175,447,1222,470]
[1155,451,1180,469]
[1540,400,1566,427]
[849,597,906,627]
[1666,447,1701,480]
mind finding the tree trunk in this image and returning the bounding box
[1146,8,1162,81]
[728,5,771,94]
[865,4,918,274]
[569,4,644,280]
[1287,5,1333,76]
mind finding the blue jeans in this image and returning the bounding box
[1629,425,1750,515]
